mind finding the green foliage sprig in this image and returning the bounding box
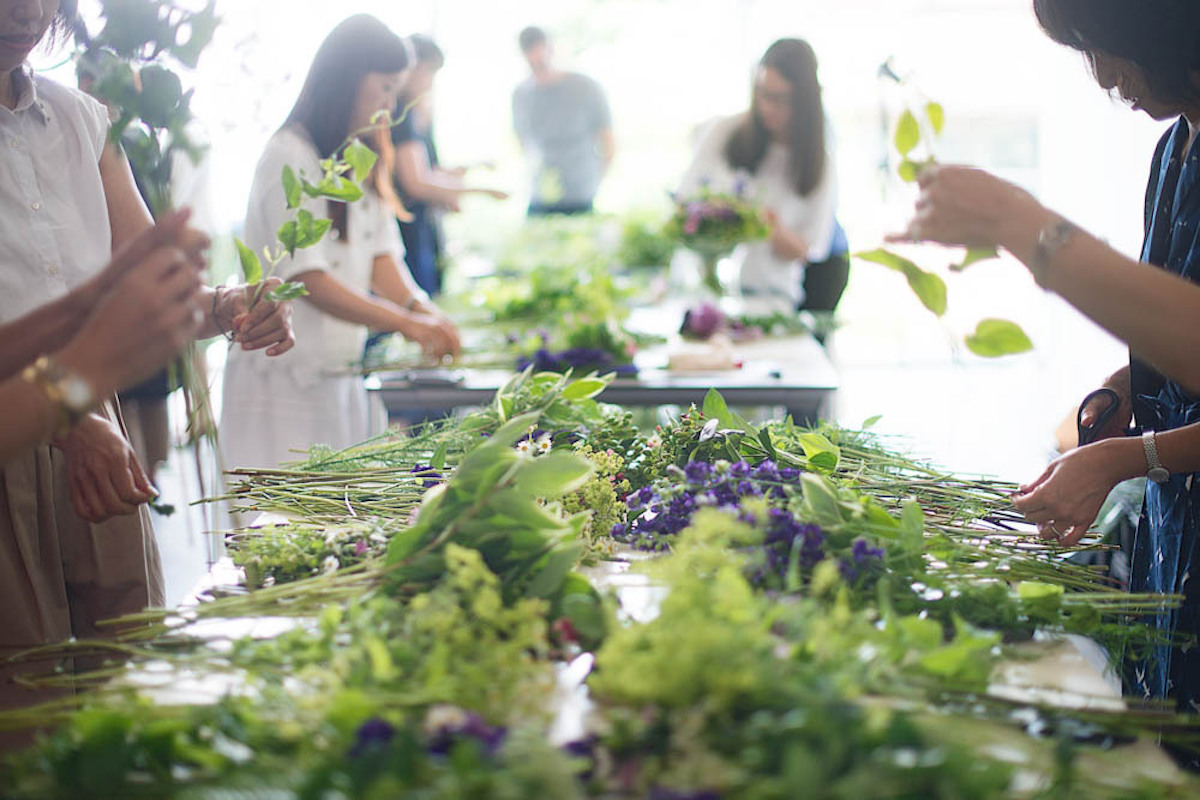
[857,99,1033,358]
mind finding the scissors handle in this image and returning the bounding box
[1076,387,1121,447]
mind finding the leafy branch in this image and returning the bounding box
[857,95,1033,358]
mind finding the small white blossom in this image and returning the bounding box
[536,436,553,455]
[646,435,662,449]
[322,555,340,575]
[516,439,533,454]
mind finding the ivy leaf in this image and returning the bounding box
[235,237,262,285]
[169,2,220,69]
[310,175,365,203]
[925,101,946,135]
[266,282,309,303]
[281,166,302,209]
[898,159,921,183]
[894,110,920,157]
[562,377,607,401]
[964,318,1033,358]
[950,246,999,272]
[292,209,332,251]
[855,249,947,317]
[798,432,840,472]
[862,414,883,429]
[343,139,379,184]
[134,66,185,130]
[702,388,737,430]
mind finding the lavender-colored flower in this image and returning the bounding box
[410,464,444,489]
[425,706,508,757]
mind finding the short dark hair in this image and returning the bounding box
[518,26,547,53]
[1034,0,1200,106]
[410,34,445,69]
[725,38,826,197]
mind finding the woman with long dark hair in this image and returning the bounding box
[679,38,848,313]
[895,0,1200,749]
[221,15,461,471]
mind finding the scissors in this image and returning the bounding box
[1076,388,1124,446]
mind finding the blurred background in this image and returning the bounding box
[42,0,1166,482]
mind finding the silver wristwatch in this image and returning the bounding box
[1142,429,1171,484]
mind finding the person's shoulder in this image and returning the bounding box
[567,71,603,91]
[255,126,321,180]
[33,73,107,125]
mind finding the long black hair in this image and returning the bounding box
[725,38,826,197]
[1034,0,1200,107]
[284,14,412,238]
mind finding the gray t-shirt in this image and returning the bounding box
[512,72,611,205]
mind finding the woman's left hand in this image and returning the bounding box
[765,209,809,262]
[1012,438,1137,546]
[215,279,297,357]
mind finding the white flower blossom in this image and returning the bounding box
[516,439,533,454]
[322,555,340,575]
[536,436,553,455]
[647,435,662,449]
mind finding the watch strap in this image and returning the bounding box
[1032,219,1077,287]
[1142,429,1170,483]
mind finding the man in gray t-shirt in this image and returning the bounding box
[512,26,614,215]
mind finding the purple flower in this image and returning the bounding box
[426,708,508,757]
[684,461,714,485]
[650,788,722,800]
[410,464,444,489]
[354,540,368,556]
[349,717,396,758]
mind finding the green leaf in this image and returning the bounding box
[514,452,594,499]
[526,545,582,599]
[898,159,920,183]
[282,165,302,209]
[235,237,262,285]
[702,389,738,430]
[169,2,219,69]
[862,415,883,429]
[950,246,999,272]
[894,110,920,157]
[964,318,1033,358]
[343,139,379,184]
[800,473,844,529]
[855,249,947,317]
[430,441,448,471]
[266,282,309,303]
[562,377,607,400]
[311,175,365,203]
[925,101,945,135]
[798,432,840,472]
[277,219,299,257]
[291,209,333,251]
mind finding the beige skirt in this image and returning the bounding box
[0,401,164,730]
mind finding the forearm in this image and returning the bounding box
[299,270,409,332]
[0,289,95,380]
[400,170,465,206]
[0,377,58,463]
[371,255,433,314]
[998,208,1200,395]
[1100,422,1200,480]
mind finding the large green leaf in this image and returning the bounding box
[925,101,945,135]
[281,166,303,209]
[514,452,594,499]
[342,139,379,184]
[797,432,839,472]
[855,249,947,317]
[235,237,262,285]
[950,247,999,272]
[894,110,920,156]
[964,318,1033,357]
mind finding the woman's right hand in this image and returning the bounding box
[1079,366,1133,444]
[398,312,461,361]
[57,214,205,398]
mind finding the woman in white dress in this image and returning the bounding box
[678,38,847,314]
[221,15,461,471]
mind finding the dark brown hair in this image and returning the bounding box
[725,38,825,197]
[1034,0,1200,107]
[284,14,411,239]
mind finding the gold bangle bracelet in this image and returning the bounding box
[21,356,73,439]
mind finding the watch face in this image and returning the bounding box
[60,375,95,412]
[1148,467,1171,484]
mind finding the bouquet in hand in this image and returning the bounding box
[664,183,769,293]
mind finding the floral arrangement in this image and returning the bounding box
[664,185,770,294]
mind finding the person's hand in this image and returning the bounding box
[55,413,155,523]
[887,165,1045,250]
[1013,438,1138,546]
[57,213,205,398]
[765,209,808,262]
[398,311,461,360]
[1079,366,1133,444]
[214,279,297,357]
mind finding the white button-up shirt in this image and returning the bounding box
[0,67,112,323]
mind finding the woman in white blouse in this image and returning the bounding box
[0,0,294,708]
[678,38,847,314]
[220,15,461,471]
